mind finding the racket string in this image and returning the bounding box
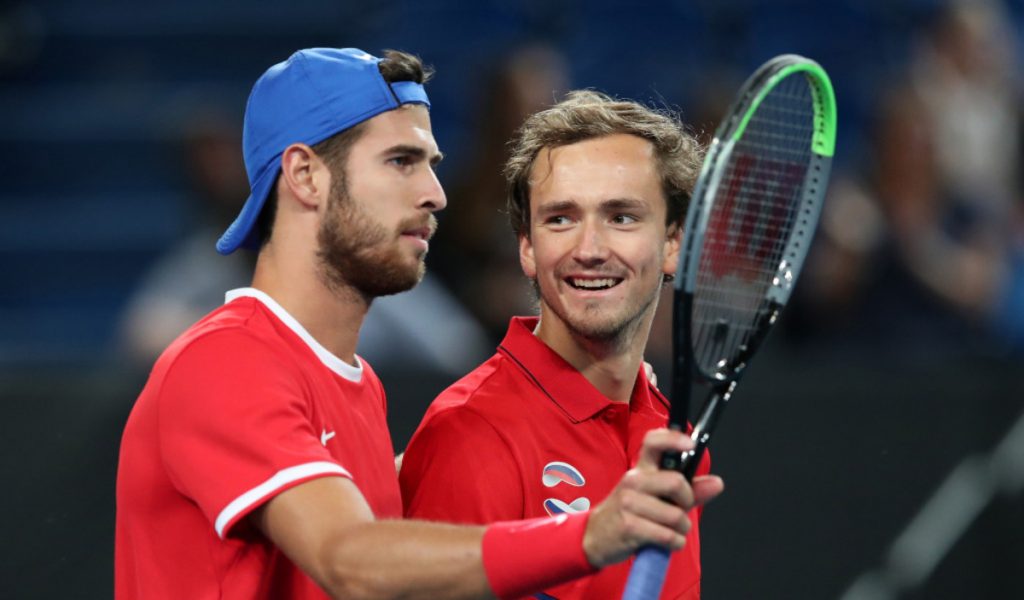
[692,74,815,376]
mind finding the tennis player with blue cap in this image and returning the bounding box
[216,47,432,255]
[115,47,699,600]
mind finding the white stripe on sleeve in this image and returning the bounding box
[215,461,352,538]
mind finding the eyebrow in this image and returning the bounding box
[535,200,579,217]
[383,144,445,166]
[601,198,648,211]
[535,197,649,216]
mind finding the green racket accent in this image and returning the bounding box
[732,61,837,157]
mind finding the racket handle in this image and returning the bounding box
[622,545,671,600]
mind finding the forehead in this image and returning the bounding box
[529,133,662,203]
[354,104,438,152]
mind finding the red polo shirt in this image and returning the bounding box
[400,317,710,599]
[116,288,401,599]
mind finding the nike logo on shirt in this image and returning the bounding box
[321,429,336,446]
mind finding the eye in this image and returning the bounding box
[611,214,639,225]
[388,155,413,167]
[544,215,572,226]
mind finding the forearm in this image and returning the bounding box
[315,514,597,600]
[258,431,717,600]
[316,519,493,600]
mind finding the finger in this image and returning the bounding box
[636,429,695,469]
[619,496,690,550]
[622,487,690,528]
[628,469,695,510]
[691,475,725,506]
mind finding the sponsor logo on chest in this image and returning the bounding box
[541,461,590,516]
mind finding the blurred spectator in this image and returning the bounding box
[117,111,253,366]
[431,43,570,341]
[911,0,1020,216]
[789,1,1024,358]
[792,79,1015,357]
[909,0,1024,352]
[358,273,492,377]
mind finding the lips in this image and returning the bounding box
[401,226,432,241]
[398,216,437,252]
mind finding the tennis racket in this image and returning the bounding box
[621,54,837,599]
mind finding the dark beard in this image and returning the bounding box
[316,181,425,300]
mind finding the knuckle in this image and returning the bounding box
[619,488,638,512]
[621,514,639,538]
[658,528,678,547]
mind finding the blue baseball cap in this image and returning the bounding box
[216,47,431,254]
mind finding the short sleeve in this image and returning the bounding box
[400,407,523,524]
[157,329,350,538]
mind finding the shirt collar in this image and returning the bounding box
[497,316,666,423]
[225,287,364,382]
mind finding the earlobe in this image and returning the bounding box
[519,233,537,279]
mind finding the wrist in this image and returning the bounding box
[481,511,597,599]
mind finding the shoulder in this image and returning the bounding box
[159,299,293,370]
[406,353,532,453]
[146,301,307,412]
[425,351,539,419]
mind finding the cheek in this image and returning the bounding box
[619,236,662,267]
[533,252,561,285]
[533,242,573,281]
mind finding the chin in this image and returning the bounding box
[561,313,627,341]
[379,262,426,297]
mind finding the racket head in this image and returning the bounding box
[676,55,836,384]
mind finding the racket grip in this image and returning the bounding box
[622,545,671,600]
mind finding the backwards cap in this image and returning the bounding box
[217,47,430,254]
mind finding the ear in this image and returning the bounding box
[663,222,682,278]
[519,232,537,279]
[279,143,328,210]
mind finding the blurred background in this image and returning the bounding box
[3,0,1023,597]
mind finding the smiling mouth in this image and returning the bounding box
[566,277,623,291]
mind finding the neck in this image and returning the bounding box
[533,307,655,404]
[251,242,369,365]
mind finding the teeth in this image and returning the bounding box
[571,278,617,289]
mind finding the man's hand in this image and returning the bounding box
[581,428,724,568]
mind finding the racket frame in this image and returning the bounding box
[665,55,836,453]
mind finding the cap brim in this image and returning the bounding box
[216,164,279,255]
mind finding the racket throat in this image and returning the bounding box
[679,380,737,480]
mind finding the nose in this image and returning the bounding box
[572,218,610,267]
[416,166,447,213]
